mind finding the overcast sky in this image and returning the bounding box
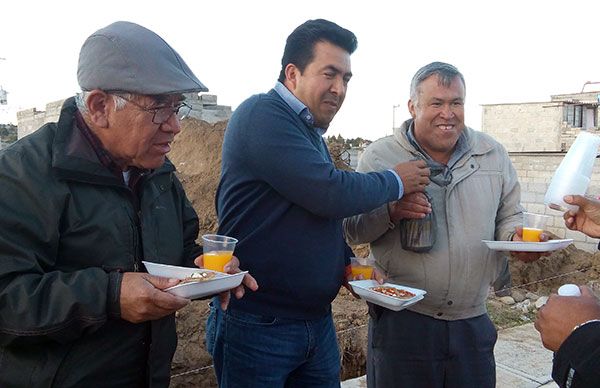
[1,0,599,140]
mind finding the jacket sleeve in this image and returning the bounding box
[552,321,600,388]
[236,102,399,220]
[493,144,524,241]
[343,145,396,244]
[173,176,202,267]
[0,149,117,346]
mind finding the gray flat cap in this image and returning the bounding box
[78,21,208,94]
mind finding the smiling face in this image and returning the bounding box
[284,40,352,129]
[100,93,183,170]
[408,74,466,164]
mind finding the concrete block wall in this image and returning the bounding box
[481,102,563,152]
[17,99,63,139]
[17,94,232,139]
[511,153,600,252]
[184,93,231,124]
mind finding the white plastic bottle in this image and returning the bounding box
[544,132,600,212]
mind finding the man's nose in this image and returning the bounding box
[161,113,182,135]
[440,104,454,119]
[330,76,345,96]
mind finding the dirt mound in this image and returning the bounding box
[167,118,600,387]
[169,119,226,236]
[509,245,600,295]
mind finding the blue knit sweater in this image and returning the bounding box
[217,89,399,319]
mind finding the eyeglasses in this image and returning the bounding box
[113,94,192,124]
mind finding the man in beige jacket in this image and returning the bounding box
[343,62,543,387]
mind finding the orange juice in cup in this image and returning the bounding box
[203,250,234,272]
[202,234,238,272]
[522,212,550,242]
[350,257,375,279]
[522,228,543,242]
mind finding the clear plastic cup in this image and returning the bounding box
[522,212,550,242]
[350,257,375,279]
[202,234,238,272]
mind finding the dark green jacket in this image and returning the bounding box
[0,98,201,387]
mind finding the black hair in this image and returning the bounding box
[277,19,357,83]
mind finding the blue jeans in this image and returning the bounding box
[206,301,340,388]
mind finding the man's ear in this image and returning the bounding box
[283,63,300,90]
[85,90,111,128]
[408,99,417,119]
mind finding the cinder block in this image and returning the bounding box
[565,229,584,241]
[548,227,566,238]
[200,94,218,106]
[528,203,546,214]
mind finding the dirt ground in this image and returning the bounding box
[167,118,600,387]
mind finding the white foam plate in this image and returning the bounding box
[481,239,573,252]
[349,280,426,311]
[143,261,222,279]
[164,271,247,299]
[142,261,247,300]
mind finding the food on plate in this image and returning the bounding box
[180,271,216,284]
[370,286,415,299]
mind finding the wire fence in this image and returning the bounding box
[491,262,600,296]
[171,261,599,380]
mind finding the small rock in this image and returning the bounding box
[511,299,531,314]
[535,296,549,309]
[499,296,516,305]
[520,304,530,314]
[512,290,526,303]
[525,292,539,301]
[587,280,600,296]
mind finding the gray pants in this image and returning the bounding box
[366,306,497,388]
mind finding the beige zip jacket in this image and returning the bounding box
[344,119,523,320]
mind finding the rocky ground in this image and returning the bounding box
[167,118,600,387]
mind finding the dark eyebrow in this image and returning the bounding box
[324,65,352,79]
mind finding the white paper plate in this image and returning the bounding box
[481,239,573,252]
[142,261,247,300]
[349,280,426,312]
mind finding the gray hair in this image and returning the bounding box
[409,62,466,104]
[75,91,130,114]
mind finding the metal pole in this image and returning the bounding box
[392,104,401,132]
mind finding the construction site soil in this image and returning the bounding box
[168,118,600,387]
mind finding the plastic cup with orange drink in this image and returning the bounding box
[350,257,375,280]
[522,212,551,242]
[202,234,238,272]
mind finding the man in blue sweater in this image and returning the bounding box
[206,19,430,387]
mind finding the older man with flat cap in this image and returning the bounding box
[0,21,257,387]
